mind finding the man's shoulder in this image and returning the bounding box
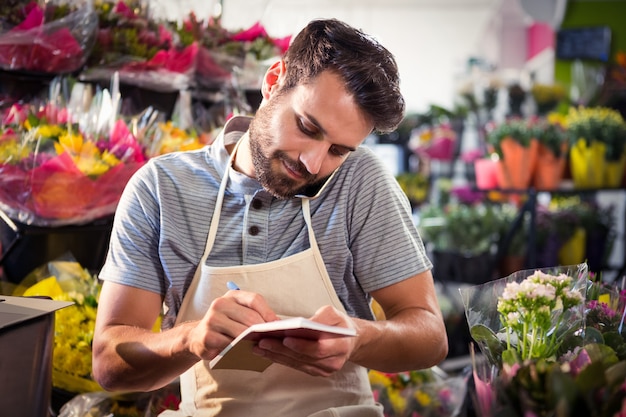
[340,145,394,178]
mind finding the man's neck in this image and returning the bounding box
[229,132,255,177]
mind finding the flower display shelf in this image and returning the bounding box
[486,186,626,277]
[0,211,113,284]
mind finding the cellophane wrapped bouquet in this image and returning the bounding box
[173,13,291,90]
[460,263,626,417]
[0,77,147,226]
[0,0,98,73]
[368,367,468,417]
[80,0,190,92]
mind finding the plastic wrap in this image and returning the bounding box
[369,367,468,417]
[0,0,98,73]
[80,0,191,92]
[58,382,181,417]
[459,264,589,367]
[0,81,147,226]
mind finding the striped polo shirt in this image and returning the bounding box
[99,116,432,324]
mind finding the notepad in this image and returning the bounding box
[209,317,356,372]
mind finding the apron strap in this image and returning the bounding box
[301,198,320,253]
[200,137,241,263]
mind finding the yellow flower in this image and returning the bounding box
[0,138,30,163]
[547,112,566,127]
[54,132,121,176]
[414,389,432,406]
[36,124,64,139]
[54,131,85,155]
[387,388,408,414]
[368,370,393,387]
[152,121,203,156]
[101,149,121,166]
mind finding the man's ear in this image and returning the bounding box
[261,59,286,99]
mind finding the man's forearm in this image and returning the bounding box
[92,321,200,392]
[349,307,448,372]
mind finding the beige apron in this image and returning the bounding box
[159,140,382,417]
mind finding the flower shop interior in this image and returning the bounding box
[1,0,626,416]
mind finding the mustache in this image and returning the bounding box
[276,151,316,181]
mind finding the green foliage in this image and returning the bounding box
[536,119,569,157]
[419,203,506,255]
[486,118,539,156]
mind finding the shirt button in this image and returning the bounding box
[248,225,260,236]
[251,199,263,209]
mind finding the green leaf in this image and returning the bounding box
[584,343,619,367]
[583,327,605,345]
[605,360,626,388]
[575,360,606,392]
[470,324,505,365]
[502,348,520,366]
[547,366,581,414]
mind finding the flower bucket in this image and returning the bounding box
[585,227,610,273]
[535,232,562,268]
[569,139,605,188]
[474,158,499,189]
[495,137,539,190]
[558,227,586,265]
[432,249,495,285]
[532,143,566,190]
[604,152,626,188]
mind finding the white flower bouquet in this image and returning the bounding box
[459,264,589,367]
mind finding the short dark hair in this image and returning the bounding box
[281,19,405,134]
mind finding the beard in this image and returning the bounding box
[248,101,329,199]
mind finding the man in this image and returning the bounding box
[93,18,448,417]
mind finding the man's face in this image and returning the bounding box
[248,71,374,199]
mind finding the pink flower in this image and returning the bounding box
[14,3,43,30]
[473,370,494,417]
[273,35,292,54]
[232,22,267,42]
[113,1,136,19]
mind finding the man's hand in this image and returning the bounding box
[188,289,281,361]
[251,305,356,376]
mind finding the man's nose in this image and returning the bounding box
[299,143,328,175]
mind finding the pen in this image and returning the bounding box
[226,281,240,291]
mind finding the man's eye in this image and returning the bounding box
[297,119,317,136]
[329,145,350,157]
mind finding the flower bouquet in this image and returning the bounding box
[0,82,147,226]
[80,0,192,92]
[530,83,566,116]
[459,263,626,417]
[410,123,458,162]
[460,265,588,368]
[142,120,206,158]
[57,382,181,417]
[174,14,291,90]
[532,116,568,190]
[485,118,540,191]
[0,0,98,73]
[228,21,291,90]
[369,367,468,417]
